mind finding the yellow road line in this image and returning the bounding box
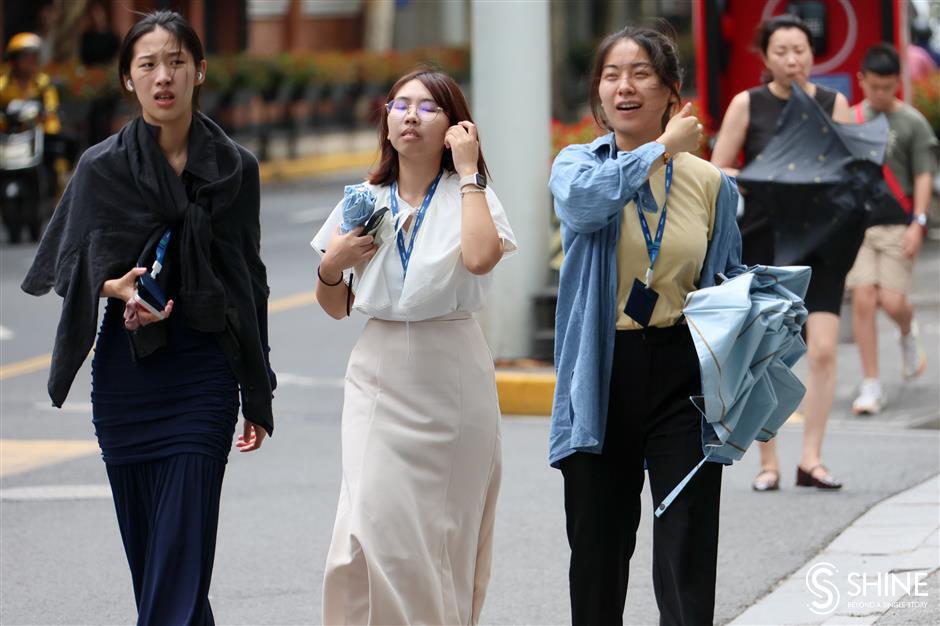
[0,439,100,478]
[0,290,319,381]
[0,290,323,477]
[268,289,317,313]
[259,150,377,184]
[0,353,52,381]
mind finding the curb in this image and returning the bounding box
[728,474,940,625]
[495,371,555,416]
[259,150,377,184]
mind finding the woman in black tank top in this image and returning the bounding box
[711,15,855,494]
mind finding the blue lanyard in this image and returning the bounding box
[636,159,672,285]
[151,229,171,277]
[390,171,443,275]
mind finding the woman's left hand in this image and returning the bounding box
[236,419,267,452]
[445,121,479,177]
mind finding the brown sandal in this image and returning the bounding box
[752,469,780,492]
[796,465,842,490]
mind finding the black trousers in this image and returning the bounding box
[106,454,226,626]
[561,325,722,626]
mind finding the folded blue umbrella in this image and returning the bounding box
[340,184,376,233]
[655,265,811,517]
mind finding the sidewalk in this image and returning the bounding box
[729,475,939,625]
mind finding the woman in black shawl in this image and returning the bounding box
[21,11,275,624]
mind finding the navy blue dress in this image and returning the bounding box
[90,174,238,626]
[92,295,238,465]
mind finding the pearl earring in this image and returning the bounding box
[196,72,203,80]
[126,79,134,91]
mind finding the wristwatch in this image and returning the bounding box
[914,213,928,233]
[459,172,487,190]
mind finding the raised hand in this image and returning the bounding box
[444,121,480,178]
[658,102,703,156]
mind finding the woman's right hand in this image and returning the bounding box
[320,225,378,280]
[657,102,703,156]
[101,267,173,330]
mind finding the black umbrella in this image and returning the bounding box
[737,83,895,266]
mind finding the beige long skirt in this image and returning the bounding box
[323,314,502,626]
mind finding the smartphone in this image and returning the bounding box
[134,273,168,320]
[362,207,389,236]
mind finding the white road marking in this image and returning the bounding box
[33,401,93,413]
[287,207,333,224]
[276,373,344,389]
[0,484,112,501]
[0,325,13,340]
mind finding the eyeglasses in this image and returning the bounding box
[385,98,443,122]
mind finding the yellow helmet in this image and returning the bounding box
[6,33,42,57]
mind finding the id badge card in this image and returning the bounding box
[624,278,659,327]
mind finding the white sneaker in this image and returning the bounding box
[853,378,885,415]
[900,321,928,381]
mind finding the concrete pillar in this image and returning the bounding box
[471,0,551,359]
[441,0,467,47]
[363,0,395,52]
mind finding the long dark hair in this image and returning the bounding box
[589,23,683,133]
[117,10,205,109]
[367,69,489,186]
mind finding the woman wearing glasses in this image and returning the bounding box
[311,69,517,625]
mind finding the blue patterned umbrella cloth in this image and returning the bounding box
[340,184,377,233]
[655,265,811,517]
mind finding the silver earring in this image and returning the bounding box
[126,79,134,91]
[196,72,203,80]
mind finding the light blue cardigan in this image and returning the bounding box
[548,133,746,467]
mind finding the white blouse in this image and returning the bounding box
[311,172,518,322]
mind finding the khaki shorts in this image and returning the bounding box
[845,224,914,294]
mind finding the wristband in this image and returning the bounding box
[317,265,343,287]
[458,172,487,190]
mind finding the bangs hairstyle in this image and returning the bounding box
[367,69,489,186]
[117,10,205,109]
[589,22,683,133]
[754,13,813,55]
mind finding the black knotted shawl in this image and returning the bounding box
[22,112,275,434]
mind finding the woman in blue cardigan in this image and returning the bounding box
[549,25,745,626]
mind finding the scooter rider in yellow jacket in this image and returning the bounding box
[0,33,62,136]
